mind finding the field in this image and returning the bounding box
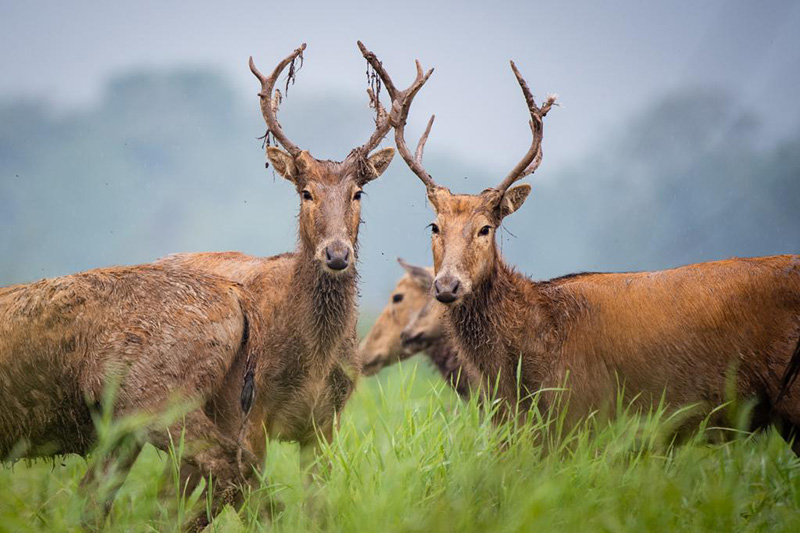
[2,358,800,532]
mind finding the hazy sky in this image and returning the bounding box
[2,0,799,181]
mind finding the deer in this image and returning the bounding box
[359,259,471,397]
[0,42,430,530]
[0,264,267,529]
[376,56,800,450]
[154,41,433,502]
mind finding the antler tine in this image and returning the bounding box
[495,61,557,194]
[356,43,436,185]
[354,41,403,155]
[386,58,437,191]
[415,115,435,164]
[357,40,399,100]
[249,43,307,158]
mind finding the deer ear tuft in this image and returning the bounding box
[499,184,532,218]
[267,147,297,181]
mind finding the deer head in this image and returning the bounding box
[249,43,430,274]
[399,286,446,355]
[359,259,434,375]
[380,59,556,303]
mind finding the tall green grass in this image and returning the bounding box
[2,359,800,532]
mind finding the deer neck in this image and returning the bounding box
[447,259,549,374]
[290,246,357,359]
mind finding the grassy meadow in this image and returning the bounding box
[2,358,800,532]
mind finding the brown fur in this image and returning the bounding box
[0,265,264,523]
[421,186,800,446]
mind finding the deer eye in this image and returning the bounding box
[392,293,404,303]
[302,190,313,201]
[429,223,440,235]
[478,225,492,236]
[353,190,363,201]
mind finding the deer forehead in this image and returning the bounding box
[300,159,362,185]
[435,205,494,237]
[305,178,360,198]
[432,190,495,215]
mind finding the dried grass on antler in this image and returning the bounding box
[357,42,436,188]
[249,44,307,158]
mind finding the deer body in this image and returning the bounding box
[157,250,359,452]
[448,254,800,427]
[0,265,260,493]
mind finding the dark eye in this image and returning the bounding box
[302,190,313,201]
[478,225,492,236]
[392,293,404,303]
[353,190,363,201]
[429,223,440,235]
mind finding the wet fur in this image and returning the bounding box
[159,250,360,452]
[448,255,800,442]
[0,265,265,524]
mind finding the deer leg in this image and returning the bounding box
[79,441,143,531]
[146,409,261,532]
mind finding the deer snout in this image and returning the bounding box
[434,276,460,304]
[400,327,417,346]
[324,242,351,271]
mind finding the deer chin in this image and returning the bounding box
[401,333,434,354]
[361,357,385,376]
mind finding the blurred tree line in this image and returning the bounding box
[1,70,798,308]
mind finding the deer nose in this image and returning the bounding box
[434,277,460,304]
[325,244,350,271]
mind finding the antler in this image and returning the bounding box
[357,41,436,190]
[495,61,557,195]
[249,43,307,158]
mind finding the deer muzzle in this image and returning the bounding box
[322,240,352,272]
[434,275,460,304]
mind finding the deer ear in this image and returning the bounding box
[398,258,433,289]
[267,147,297,181]
[364,148,395,181]
[499,184,531,218]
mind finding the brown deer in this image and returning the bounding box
[0,265,266,528]
[155,41,432,493]
[359,259,471,397]
[381,58,800,448]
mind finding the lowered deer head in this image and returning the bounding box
[249,43,430,274]
[359,259,435,375]
[375,59,556,303]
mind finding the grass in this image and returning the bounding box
[2,359,800,532]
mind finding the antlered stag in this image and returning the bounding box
[157,42,431,476]
[360,259,470,397]
[381,58,800,447]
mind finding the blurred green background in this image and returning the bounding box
[1,1,799,314]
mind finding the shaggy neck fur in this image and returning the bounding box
[447,256,557,407]
[289,242,358,364]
